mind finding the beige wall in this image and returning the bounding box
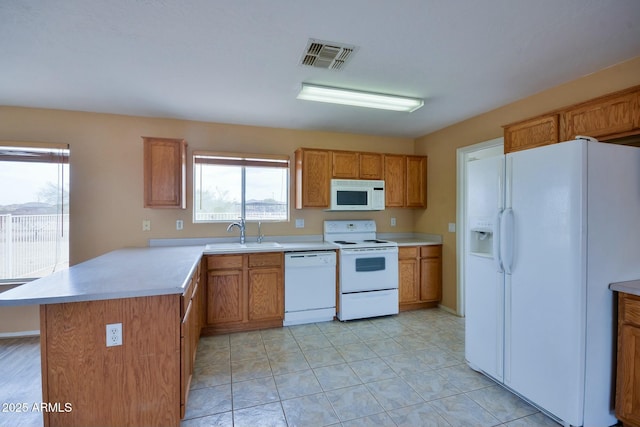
[0,110,414,333]
[2,55,640,333]
[414,55,640,311]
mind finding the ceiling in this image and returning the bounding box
[1,1,640,139]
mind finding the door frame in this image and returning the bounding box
[455,137,503,316]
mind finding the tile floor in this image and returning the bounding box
[0,309,562,427]
[181,309,561,427]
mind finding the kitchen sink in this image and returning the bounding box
[205,242,282,252]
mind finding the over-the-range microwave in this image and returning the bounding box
[328,179,385,211]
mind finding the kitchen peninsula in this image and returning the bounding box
[0,246,204,427]
[0,232,439,427]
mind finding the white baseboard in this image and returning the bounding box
[0,330,40,338]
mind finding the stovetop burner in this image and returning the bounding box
[334,240,356,245]
[364,239,388,244]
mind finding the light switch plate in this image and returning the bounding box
[295,219,304,228]
[448,222,456,233]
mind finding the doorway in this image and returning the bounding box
[455,137,503,316]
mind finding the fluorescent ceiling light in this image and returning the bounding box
[297,83,424,112]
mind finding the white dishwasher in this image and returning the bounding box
[284,251,336,326]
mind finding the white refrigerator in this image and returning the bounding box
[465,138,640,427]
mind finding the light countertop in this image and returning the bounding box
[390,238,442,246]
[0,241,337,306]
[609,280,640,296]
[0,246,204,306]
[0,234,440,306]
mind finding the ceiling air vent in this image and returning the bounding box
[300,39,358,71]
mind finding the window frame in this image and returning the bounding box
[0,141,70,284]
[192,151,290,223]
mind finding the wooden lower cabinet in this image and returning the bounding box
[180,261,203,419]
[398,244,442,311]
[204,252,284,334]
[39,262,203,427]
[615,292,640,427]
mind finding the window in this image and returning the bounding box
[193,151,289,222]
[0,143,69,283]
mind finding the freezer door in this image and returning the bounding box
[465,155,505,381]
[503,140,586,426]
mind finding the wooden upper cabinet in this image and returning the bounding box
[359,152,384,180]
[503,114,559,154]
[504,85,640,153]
[406,156,427,208]
[143,137,187,209]
[332,151,359,179]
[384,155,406,207]
[562,89,639,141]
[295,148,426,209]
[295,148,331,209]
[332,150,384,180]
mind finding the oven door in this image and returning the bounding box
[339,247,398,293]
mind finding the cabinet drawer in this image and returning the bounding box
[248,252,282,268]
[622,294,640,327]
[398,247,418,259]
[421,245,442,258]
[207,254,244,270]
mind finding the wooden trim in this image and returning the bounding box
[40,305,50,427]
[399,301,438,311]
[200,319,283,335]
[193,150,289,162]
[0,141,69,150]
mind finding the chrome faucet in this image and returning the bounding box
[257,221,264,243]
[226,217,246,244]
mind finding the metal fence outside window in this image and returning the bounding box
[0,214,69,280]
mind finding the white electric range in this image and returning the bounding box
[324,220,399,321]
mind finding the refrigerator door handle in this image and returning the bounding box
[501,208,514,274]
[494,209,504,273]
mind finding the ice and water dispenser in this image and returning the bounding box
[469,217,494,258]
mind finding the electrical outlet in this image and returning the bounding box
[295,219,304,228]
[176,220,183,230]
[390,217,397,227]
[142,220,151,231]
[106,323,122,347]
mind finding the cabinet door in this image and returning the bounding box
[420,246,442,302]
[359,153,384,180]
[563,91,638,140]
[384,155,405,207]
[248,267,283,321]
[332,151,359,179]
[295,149,331,208]
[180,298,193,418]
[616,323,640,426]
[398,257,419,304]
[504,115,559,154]
[207,269,243,324]
[406,156,427,208]
[143,137,187,208]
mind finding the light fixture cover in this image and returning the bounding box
[297,83,424,112]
